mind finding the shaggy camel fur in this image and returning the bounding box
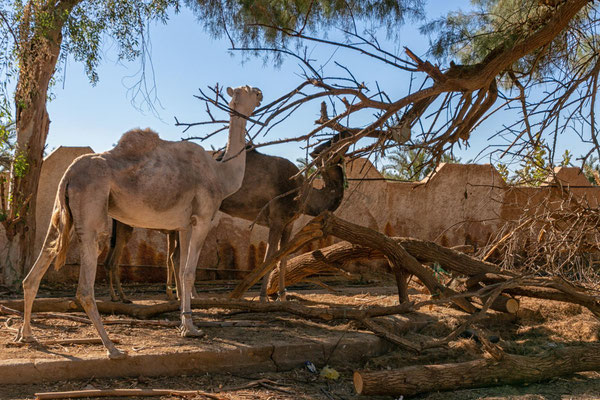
[105,146,345,302]
[15,86,262,359]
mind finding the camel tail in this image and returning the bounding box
[49,176,73,270]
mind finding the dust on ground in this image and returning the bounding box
[1,280,599,399]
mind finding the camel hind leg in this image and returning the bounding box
[77,231,125,359]
[15,229,61,343]
[69,172,125,359]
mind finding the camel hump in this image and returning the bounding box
[112,128,162,158]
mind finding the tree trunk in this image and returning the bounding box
[2,1,80,285]
[353,343,600,396]
[4,100,50,284]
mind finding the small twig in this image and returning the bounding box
[259,381,295,394]
[218,378,278,392]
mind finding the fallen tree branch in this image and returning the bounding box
[0,304,260,327]
[237,212,476,313]
[266,236,599,316]
[353,343,600,397]
[10,338,121,347]
[0,297,415,321]
[35,388,223,400]
[360,317,421,352]
[267,237,504,295]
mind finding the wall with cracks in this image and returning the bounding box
[2,146,599,284]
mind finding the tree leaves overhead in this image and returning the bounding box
[422,0,599,84]
[62,0,179,85]
[185,0,424,47]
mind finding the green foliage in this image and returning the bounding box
[582,155,600,185]
[62,1,179,85]
[422,0,599,87]
[382,145,460,181]
[498,145,572,186]
[0,92,15,171]
[512,144,550,186]
[12,149,27,177]
[186,0,424,48]
[495,162,510,182]
[296,156,316,176]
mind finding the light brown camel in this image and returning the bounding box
[15,86,262,359]
[105,142,346,302]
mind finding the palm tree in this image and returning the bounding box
[383,146,460,181]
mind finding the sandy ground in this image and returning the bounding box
[1,280,599,399]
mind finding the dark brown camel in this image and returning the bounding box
[105,144,345,302]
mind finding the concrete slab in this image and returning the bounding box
[0,333,391,385]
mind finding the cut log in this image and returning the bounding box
[353,343,600,396]
[489,294,520,314]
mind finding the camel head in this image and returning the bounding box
[227,85,263,117]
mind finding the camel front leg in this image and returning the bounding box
[276,222,294,301]
[179,218,210,337]
[260,224,285,302]
[166,231,178,300]
[78,235,126,359]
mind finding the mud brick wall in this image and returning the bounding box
[2,146,599,284]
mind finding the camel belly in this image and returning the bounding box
[108,194,194,231]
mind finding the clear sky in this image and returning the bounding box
[44,1,590,170]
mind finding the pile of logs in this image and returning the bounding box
[228,211,600,396]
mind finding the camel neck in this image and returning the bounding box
[219,115,248,197]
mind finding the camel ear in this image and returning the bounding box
[227,87,234,97]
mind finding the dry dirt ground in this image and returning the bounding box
[0,280,599,400]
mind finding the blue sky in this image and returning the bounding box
[44,1,589,170]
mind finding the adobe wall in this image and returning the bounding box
[4,147,600,284]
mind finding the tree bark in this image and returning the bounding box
[2,0,81,285]
[267,237,505,296]
[353,343,600,396]
[266,242,378,295]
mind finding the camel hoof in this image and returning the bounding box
[108,349,127,360]
[179,325,205,338]
[277,293,287,302]
[14,329,35,344]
